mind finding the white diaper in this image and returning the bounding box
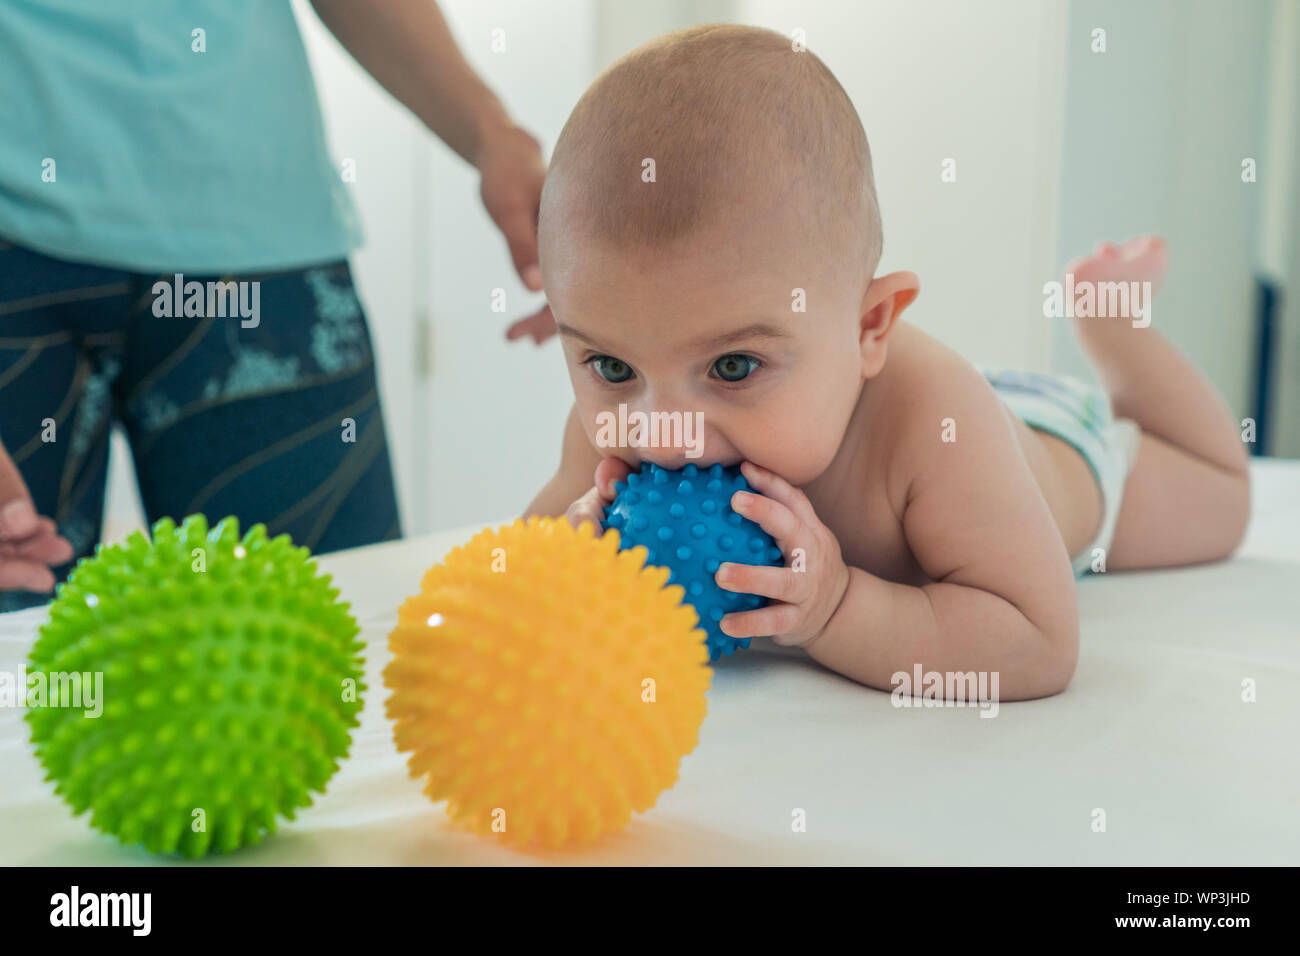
[981,367,1141,576]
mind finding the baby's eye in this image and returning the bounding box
[588,355,634,383]
[711,353,759,383]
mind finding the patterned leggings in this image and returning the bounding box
[0,240,402,612]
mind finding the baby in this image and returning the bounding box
[524,24,1251,699]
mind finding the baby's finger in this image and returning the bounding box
[719,603,801,640]
[565,488,608,534]
[716,562,802,604]
[731,488,798,544]
[739,461,817,525]
[594,457,632,502]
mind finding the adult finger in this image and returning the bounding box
[0,559,55,593]
[0,498,39,542]
[9,531,74,565]
[497,204,543,291]
[505,303,557,344]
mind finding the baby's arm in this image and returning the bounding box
[525,404,629,527]
[525,405,600,518]
[804,363,1079,700]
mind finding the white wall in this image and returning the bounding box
[1051,0,1271,427]
[1261,0,1300,457]
[594,0,737,68]
[420,0,595,533]
[740,0,1067,371]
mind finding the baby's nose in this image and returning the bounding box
[613,398,718,467]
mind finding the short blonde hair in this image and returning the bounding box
[541,23,883,281]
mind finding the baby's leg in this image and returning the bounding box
[1066,236,1251,569]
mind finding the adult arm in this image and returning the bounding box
[310,0,553,329]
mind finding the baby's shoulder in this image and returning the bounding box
[870,323,1009,486]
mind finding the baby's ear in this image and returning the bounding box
[858,271,920,361]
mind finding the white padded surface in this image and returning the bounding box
[2,459,1297,865]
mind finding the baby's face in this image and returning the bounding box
[543,206,869,486]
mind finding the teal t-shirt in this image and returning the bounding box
[0,0,362,274]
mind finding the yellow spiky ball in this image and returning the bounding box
[383,517,711,849]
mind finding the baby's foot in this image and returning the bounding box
[1065,236,1169,390]
[1064,235,1167,323]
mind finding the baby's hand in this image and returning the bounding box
[716,461,850,648]
[564,458,632,533]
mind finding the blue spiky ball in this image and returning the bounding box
[603,463,784,660]
[25,515,364,858]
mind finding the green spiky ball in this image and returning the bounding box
[26,515,364,858]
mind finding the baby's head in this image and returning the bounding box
[538,24,917,484]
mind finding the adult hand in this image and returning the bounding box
[0,442,72,593]
[476,120,558,345]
